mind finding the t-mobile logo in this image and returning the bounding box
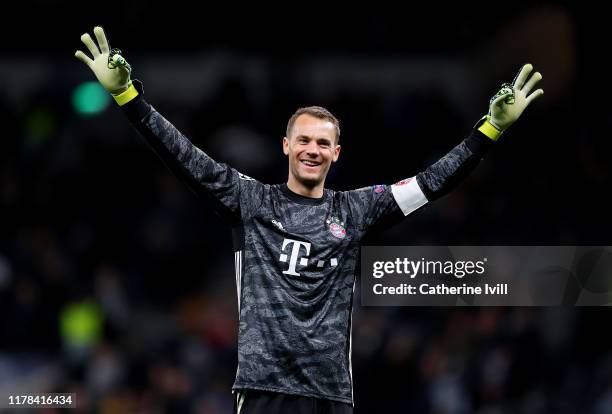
[279,238,311,276]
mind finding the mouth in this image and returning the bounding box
[300,159,322,169]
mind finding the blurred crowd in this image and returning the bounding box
[1,3,612,413]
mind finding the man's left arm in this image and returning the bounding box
[355,63,543,233]
[394,63,544,213]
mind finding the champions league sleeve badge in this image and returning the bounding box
[373,184,386,196]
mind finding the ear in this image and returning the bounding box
[283,136,289,156]
[332,144,341,162]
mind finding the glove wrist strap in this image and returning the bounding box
[475,115,503,142]
[112,81,139,106]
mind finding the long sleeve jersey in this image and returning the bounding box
[119,83,493,404]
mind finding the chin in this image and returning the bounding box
[297,174,323,188]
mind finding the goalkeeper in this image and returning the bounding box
[75,26,543,414]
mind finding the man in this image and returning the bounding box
[75,26,543,413]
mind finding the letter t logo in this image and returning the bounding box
[280,238,311,276]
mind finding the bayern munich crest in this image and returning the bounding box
[326,217,346,239]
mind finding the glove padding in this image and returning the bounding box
[75,26,131,95]
[488,63,544,131]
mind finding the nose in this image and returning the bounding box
[305,141,320,157]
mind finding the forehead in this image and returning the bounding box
[291,114,336,139]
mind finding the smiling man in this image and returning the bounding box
[75,26,543,414]
[284,107,341,198]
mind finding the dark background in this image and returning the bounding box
[1,2,611,413]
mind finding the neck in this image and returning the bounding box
[287,175,325,198]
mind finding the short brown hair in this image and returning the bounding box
[286,106,341,143]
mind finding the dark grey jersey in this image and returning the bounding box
[120,84,493,404]
[231,183,404,403]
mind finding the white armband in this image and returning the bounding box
[390,177,428,216]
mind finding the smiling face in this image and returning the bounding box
[283,113,341,192]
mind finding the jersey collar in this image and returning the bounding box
[280,183,327,205]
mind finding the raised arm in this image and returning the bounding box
[75,26,245,222]
[350,64,543,233]
[416,63,544,201]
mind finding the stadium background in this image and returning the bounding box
[1,2,611,413]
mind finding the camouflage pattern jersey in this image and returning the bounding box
[120,85,493,404]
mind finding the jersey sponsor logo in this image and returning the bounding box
[278,238,339,275]
[279,238,311,276]
[394,177,413,186]
[373,184,386,195]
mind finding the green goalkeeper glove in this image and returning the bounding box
[479,63,543,140]
[75,26,132,95]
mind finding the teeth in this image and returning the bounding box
[302,160,320,166]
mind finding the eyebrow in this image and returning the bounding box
[296,135,333,144]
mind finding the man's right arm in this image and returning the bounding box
[75,26,252,222]
[114,81,242,222]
